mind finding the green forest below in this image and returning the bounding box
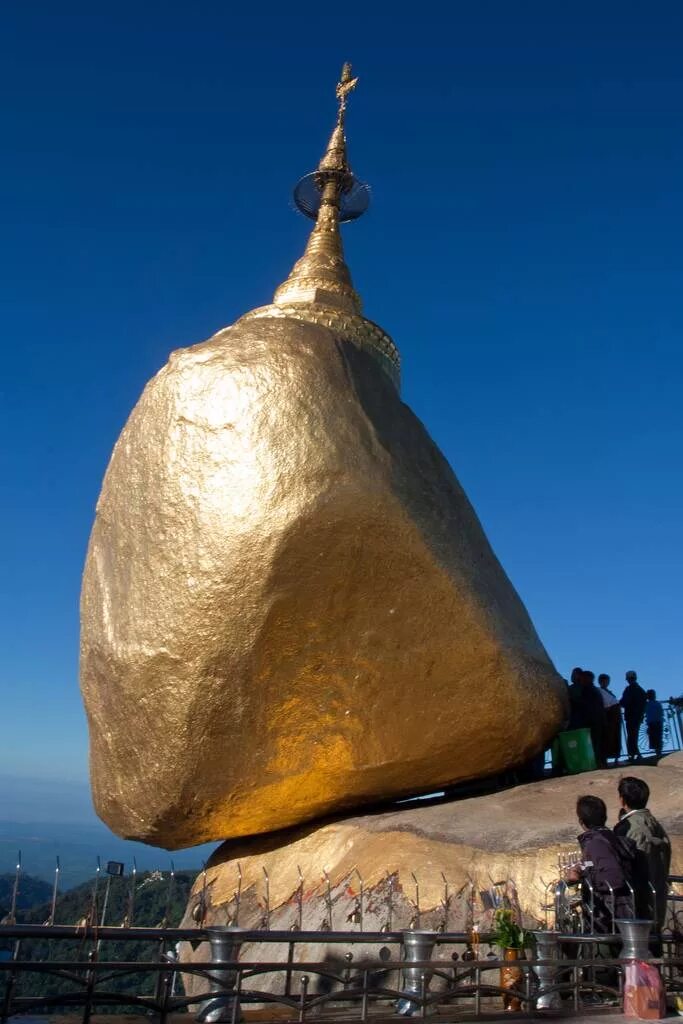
[0,873,53,915]
[0,869,198,1013]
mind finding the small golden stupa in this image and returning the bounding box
[240,62,400,387]
[80,66,567,849]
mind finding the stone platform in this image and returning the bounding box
[184,755,683,929]
[178,754,683,998]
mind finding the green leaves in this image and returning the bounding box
[491,907,532,950]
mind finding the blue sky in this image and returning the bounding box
[1,2,682,816]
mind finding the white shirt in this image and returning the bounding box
[599,686,619,709]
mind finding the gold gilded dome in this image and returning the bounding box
[240,64,401,389]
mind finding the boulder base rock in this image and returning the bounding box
[178,757,683,998]
[81,315,566,847]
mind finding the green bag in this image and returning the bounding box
[555,728,597,774]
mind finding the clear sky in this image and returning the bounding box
[1,2,682,812]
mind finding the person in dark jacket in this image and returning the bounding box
[566,795,634,933]
[583,671,607,767]
[644,691,664,758]
[620,670,647,761]
[598,673,622,762]
[613,776,671,933]
[567,667,584,729]
[568,671,607,766]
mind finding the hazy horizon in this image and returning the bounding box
[0,774,216,888]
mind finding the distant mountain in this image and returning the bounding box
[24,867,197,928]
[0,872,53,918]
[0,869,199,1006]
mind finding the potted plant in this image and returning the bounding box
[491,908,531,1012]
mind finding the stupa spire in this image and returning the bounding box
[242,64,400,389]
[273,63,368,314]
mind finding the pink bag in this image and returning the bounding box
[623,961,667,1020]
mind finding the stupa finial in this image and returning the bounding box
[337,61,358,111]
[292,62,368,222]
[273,63,369,313]
[248,66,398,386]
[315,62,358,177]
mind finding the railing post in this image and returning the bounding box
[0,938,20,1024]
[604,880,616,933]
[196,926,246,1023]
[154,936,167,1005]
[553,879,568,931]
[82,947,97,1024]
[615,918,653,960]
[573,962,579,1012]
[284,939,295,997]
[157,946,178,1024]
[669,699,683,748]
[360,968,369,1022]
[474,963,481,1018]
[396,930,436,1017]
[532,930,561,1010]
[298,974,309,1023]
[582,876,595,934]
[624,880,636,919]
[343,950,353,987]
[230,970,242,1024]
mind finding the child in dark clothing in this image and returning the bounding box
[644,691,664,758]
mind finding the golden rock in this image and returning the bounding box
[80,67,567,849]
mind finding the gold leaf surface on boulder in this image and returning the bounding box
[80,67,567,848]
[80,313,566,848]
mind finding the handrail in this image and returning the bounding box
[1,924,681,1024]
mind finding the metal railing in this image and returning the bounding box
[636,698,683,756]
[1,923,682,1022]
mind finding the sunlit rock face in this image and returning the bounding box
[80,313,567,849]
[177,759,683,999]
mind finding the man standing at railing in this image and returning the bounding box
[565,795,634,931]
[621,671,648,762]
[599,673,622,763]
[644,691,664,758]
[613,776,671,944]
[565,795,635,995]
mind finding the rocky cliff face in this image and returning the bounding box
[178,756,683,996]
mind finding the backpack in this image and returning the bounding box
[611,831,637,885]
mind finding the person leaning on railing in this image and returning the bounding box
[564,795,636,994]
[613,775,671,948]
[598,674,622,763]
[644,692,664,758]
[565,795,635,932]
[621,671,648,762]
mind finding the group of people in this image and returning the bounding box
[567,668,664,766]
[566,776,671,943]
